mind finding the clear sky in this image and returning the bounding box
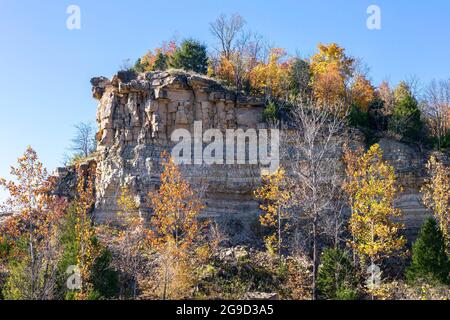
[0,0,449,202]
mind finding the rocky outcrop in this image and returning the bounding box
[54,70,447,244]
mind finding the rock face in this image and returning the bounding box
[91,70,266,243]
[56,70,446,243]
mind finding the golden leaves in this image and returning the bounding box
[344,144,406,263]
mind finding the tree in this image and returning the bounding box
[389,83,423,140]
[69,122,97,160]
[0,147,67,300]
[137,41,177,72]
[210,13,246,60]
[147,152,208,299]
[288,57,311,98]
[420,156,449,248]
[310,43,355,104]
[249,48,291,98]
[61,164,118,300]
[344,144,406,270]
[351,75,375,113]
[406,218,449,285]
[423,79,450,149]
[104,186,148,299]
[286,100,349,300]
[317,248,358,300]
[254,167,291,258]
[170,39,208,74]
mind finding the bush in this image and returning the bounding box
[317,248,358,300]
[406,218,449,285]
[170,39,208,74]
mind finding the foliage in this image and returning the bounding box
[254,168,291,256]
[288,58,311,97]
[344,144,406,266]
[351,75,375,113]
[170,39,208,74]
[317,248,358,300]
[406,218,449,285]
[310,43,355,104]
[420,156,450,248]
[147,152,209,299]
[136,41,177,72]
[249,48,291,98]
[389,83,423,140]
[0,147,67,300]
[348,104,369,128]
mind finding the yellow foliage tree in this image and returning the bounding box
[310,43,355,104]
[249,48,291,98]
[421,156,449,249]
[254,167,291,257]
[344,144,406,268]
[147,152,208,299]
[351,75,376,112]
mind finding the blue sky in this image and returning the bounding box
[0,0,449,201]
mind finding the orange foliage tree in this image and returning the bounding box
[147,152,209,299]
[0,147,67,300]
[310,43,355,104]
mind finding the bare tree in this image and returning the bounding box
[70,122,97,159]
[210,13,246,59]
[423,79,450,149]
[283,99,349,300]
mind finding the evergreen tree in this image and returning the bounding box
[170,39,208,74]
[152,52,168,71]
[406,218,449,285]
[389,83,423,140]
[317,248,358,300]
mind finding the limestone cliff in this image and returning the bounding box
[55,70,447,243]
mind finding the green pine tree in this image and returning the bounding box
[170,39,208,74]
[317,248,358,300]
[406,218,449,285]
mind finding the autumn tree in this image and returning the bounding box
[310,43,355,104]
[351,75,375,113]
[254,167,291,258]
[147,152,208,299]
[0,147,67,300]
[136,40,177,72]
[344,144,406,279]
[249,48,291,98]
[420,156,449,249]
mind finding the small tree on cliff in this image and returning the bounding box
[170,39,208,74]
[147,152,209,299]
[344,144,406,294]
